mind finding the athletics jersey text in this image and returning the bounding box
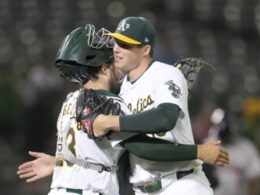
[127,95,154,113]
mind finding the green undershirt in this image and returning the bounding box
[121,134,197,161]
[120,103,180,133]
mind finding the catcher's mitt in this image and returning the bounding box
[76,89,121,139]
[174,57,214,92]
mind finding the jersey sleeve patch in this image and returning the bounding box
[165,80,182,98]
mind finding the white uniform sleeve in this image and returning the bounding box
[154,67,188,113]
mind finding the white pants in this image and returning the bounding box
[48,188,101,195]
[134,170,213,195]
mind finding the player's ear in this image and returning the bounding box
[142,45,151,57]
[100,64,110,75]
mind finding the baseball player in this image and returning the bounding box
[47,25,131,195]
[92,16,228,194]
[17,24,228,195]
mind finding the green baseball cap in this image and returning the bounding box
[108,16,155,45]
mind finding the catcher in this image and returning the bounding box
[17,24,229,195]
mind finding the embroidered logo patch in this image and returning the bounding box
[165,80,182,98]
[117,20,130,31]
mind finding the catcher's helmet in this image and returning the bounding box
[55,24,114,84]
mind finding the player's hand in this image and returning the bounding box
[197,141,230,167]
[93,114,109,137]
[76,89,121,139]
[17,151,56,183]
[93,114,120,137]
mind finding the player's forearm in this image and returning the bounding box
[121,135,197,161]
[119,103,180,133]
[93,103,180,136]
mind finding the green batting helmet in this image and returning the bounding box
[55,24,114,84]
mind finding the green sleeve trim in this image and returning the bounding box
[120,103,180,133]
[121,134,197,161]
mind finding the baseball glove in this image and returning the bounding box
[174,57,214,92]
[76,89,121,139]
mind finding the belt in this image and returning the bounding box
[65,188,103,195]
[176,169,193,179]
[66,188,82,194]
[136,169,194,194]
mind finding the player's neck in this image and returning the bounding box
[127,58,153,82]
[83,79,109,91]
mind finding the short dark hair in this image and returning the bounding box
[81,58,114,84]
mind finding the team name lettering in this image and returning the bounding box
[128,95,154,113]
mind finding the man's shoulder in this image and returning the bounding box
[153,60,179,71]
[153,61,185,78]
[64,89,80,102]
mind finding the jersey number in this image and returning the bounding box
[56,126,77,167]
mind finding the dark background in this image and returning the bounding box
[1,0,260,194]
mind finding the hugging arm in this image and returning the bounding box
[120,103,180,133]
[120,134,229,167]
[94,103,180,136]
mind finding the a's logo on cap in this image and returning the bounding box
[144,37,149,43]
[117,20,130,32]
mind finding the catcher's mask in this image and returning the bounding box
[55,24,114,84]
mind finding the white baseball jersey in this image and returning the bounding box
[119,61,203,185]
[50,89,133,195]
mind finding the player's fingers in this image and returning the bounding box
[19,171,36,179]
[215,161,225,167]
[217,157,229,165]
[28,151,42,158]
[18,161,33,170]
[26,175,40,183]
[219,152,229,161]
[219,153,229,162]
[17,167,33,175]
[220,148,228,156]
